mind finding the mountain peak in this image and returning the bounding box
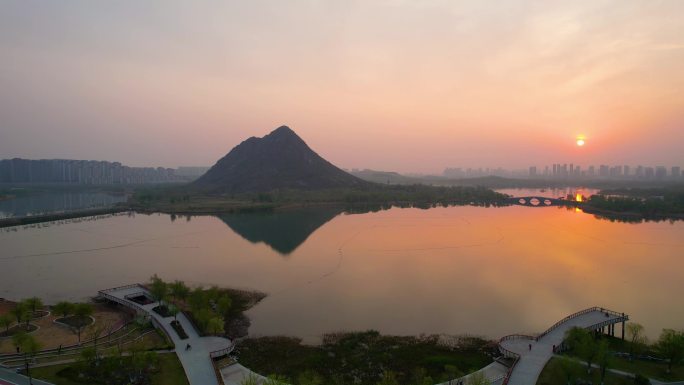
[269,125,295,135]
[192,126,367,193]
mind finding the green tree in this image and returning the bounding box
[626,322,647,361]
[443,364,464,385]
[150,274,168,308]
[189,287,207,313]
[9,303,28,328]
[265,374,289,385]
[20,333,42,385]
[73,303,94,344]
[206,286,221,302]
[0,314,12,335]
[79,346,97,367]
[86,321,108,359]
[168,303,180,321]
[557,356,581,385]
[24,297,43,314]
[53,301,74,319]
[193,307,211,332]
[12,331,28,353]
[217,295,232,317]
[169,280,190,304]
[207,316,225,335]
[297,370,323,385]
[656,329,684,374]
[565,327,597,374]
[467,371,491,385]
[596,340,612,385]
[377,371,399,385]
[412,367,433,385]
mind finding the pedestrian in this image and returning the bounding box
[529,343,532,351]
[552,344,556,353]
[58,344,62,354]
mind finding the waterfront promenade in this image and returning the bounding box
[499,307,628,385]
[99,285,232,385]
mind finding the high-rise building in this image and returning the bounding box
[636,166,644,178]
[645,167,655,178]
[672,166,681,178]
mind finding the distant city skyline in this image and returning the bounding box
[2,156,683,184]
[2,1,684,172]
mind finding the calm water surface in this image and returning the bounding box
[1,204,682,343]
[0,191,126,218]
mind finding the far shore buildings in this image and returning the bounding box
[443,163,684,181]
[0,158,204,184]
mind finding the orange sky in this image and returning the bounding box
[1,1,683,172]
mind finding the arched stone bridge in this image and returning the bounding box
[507,196,573,207]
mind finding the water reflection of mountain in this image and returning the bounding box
[217,208,343,255]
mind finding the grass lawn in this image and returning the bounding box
[562,335,684,382]
[151,353,190,385]
[537,357,636,385]
[29,353,188,385]
[606,356,684,382]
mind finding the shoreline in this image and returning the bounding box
[0,206,130,228]
[3,200,684,229]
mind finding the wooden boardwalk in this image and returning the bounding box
[498,307,628,385]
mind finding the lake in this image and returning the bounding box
[1,190,682,343]
[0,191,127,219]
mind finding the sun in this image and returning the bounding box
[576,135,586,147]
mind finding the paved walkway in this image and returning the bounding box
[499,308,627,385]
[435,362,508,385]
[221,363,268,385]
[101,285,232,385]
[221,359,509,385]
[0,367,53,385]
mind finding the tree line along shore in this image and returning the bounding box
[2,184,684,229]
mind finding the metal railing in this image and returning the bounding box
[209,344,235,359]
[497,334,535,385]
[0,321,136,363]
[98,290,148,316]
[99,283,144,294]
[535,306,625,340]
[209,344,235,385]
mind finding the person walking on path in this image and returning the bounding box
[528,343,532,351]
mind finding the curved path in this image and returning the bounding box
[99,285,231,385]
[499,307,628,385]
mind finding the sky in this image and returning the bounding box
[1,1,683,173]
